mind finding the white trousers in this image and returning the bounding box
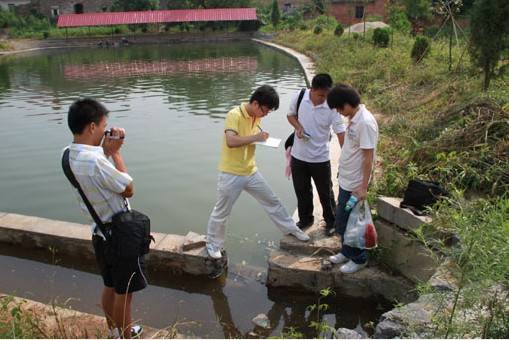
[206,171,299,248]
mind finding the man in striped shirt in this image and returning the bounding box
[64,99,145,338]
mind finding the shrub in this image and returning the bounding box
[313,25,323,34]
[334,23,344,37]
[114,27,122,34]
[271,0,280,27]
[313,15,337,30]
[373,27,390,47]
[299,23,308,30]
[388,8,411,33]
[411,36,430,62]
[42,31,49,39]
[352,32,360,40]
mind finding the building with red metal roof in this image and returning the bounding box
[57,8,258,28]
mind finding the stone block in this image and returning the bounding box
[280,224,340,256]
[0,212,221,277]
[377,197,432,231]
[267,250,416,302]
[375,220,438,283]
[182,231,206,252]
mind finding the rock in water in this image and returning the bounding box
[333,328,363,339]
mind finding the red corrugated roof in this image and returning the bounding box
[57,8,257,28]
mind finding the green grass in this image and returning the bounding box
[274,27,508,197]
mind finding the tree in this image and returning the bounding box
[112,0,158,11]
[271,0,280,27]
[314,0,325,14]
[469,0,509,90]
[404,0,431,21]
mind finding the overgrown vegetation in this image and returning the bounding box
[422,195,509,338]
[273,11,507,337]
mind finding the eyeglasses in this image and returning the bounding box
[258,103,273,115]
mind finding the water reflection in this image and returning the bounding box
[63,57,258,80]
[0,243,387,338]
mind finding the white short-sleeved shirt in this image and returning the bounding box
[288,89,346,163]
[338,105,379,191]
[66,143,132,238]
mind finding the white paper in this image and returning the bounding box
[254,137,281,148]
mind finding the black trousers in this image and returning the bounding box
[291,156,336,226]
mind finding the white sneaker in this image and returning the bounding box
[206,243,222,259]
[290,228,310,242]
[329,252,348,264]
[130,325,143,338]
[340,260,367,274]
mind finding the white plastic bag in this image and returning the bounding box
[343,201,378,249]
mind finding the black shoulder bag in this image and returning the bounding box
[284,88,307,150]
[62,148,154,259]
[400,179,447,216]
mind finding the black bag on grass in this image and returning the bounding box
[400,179,447,215]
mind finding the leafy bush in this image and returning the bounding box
[313,15,337,30]
[388,8,411,33]
[334,23,344,37]
[352,32,360,40]
[313,25,323,34]
[411,36,430,62]
[373,28,390,47]
[299,23,308,30]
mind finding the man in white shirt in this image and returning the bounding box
[64,99,145,338]
[287,74,346,232]
[326,84,379,274]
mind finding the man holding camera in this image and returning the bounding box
[63,99,145,338]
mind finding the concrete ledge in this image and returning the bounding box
[0,212,220,277]
[376,220,438,283]
[0,293,176,338]
[280,225,340,256]
[252,38,315,86]
[377,197,432,231]
[267,250,416,303]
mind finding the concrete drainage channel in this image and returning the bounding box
[0,198,448,338]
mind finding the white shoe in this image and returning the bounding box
[290,229,310,242]
[329,252,348,264]
[206,243,222,259]
[130,325,143,338]
[340,260,367,274]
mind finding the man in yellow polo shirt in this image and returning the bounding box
[206,85,310,259]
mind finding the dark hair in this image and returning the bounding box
[311,73,333,90]
[249,85,279,110]
[68,98,109,134]
[327,83,361,110]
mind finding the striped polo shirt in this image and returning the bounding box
[66,143,132,238]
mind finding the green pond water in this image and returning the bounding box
[0,42,388,337]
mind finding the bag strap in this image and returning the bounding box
[61,147,109,238]
[295,88,306,118]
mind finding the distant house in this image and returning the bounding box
[0,0,31,11]
[329,0,386,25]
[259,0,386,25]
[1,0,114,19]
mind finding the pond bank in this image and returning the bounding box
[0,31,256,56]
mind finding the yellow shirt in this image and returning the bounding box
[218,103,261,176]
